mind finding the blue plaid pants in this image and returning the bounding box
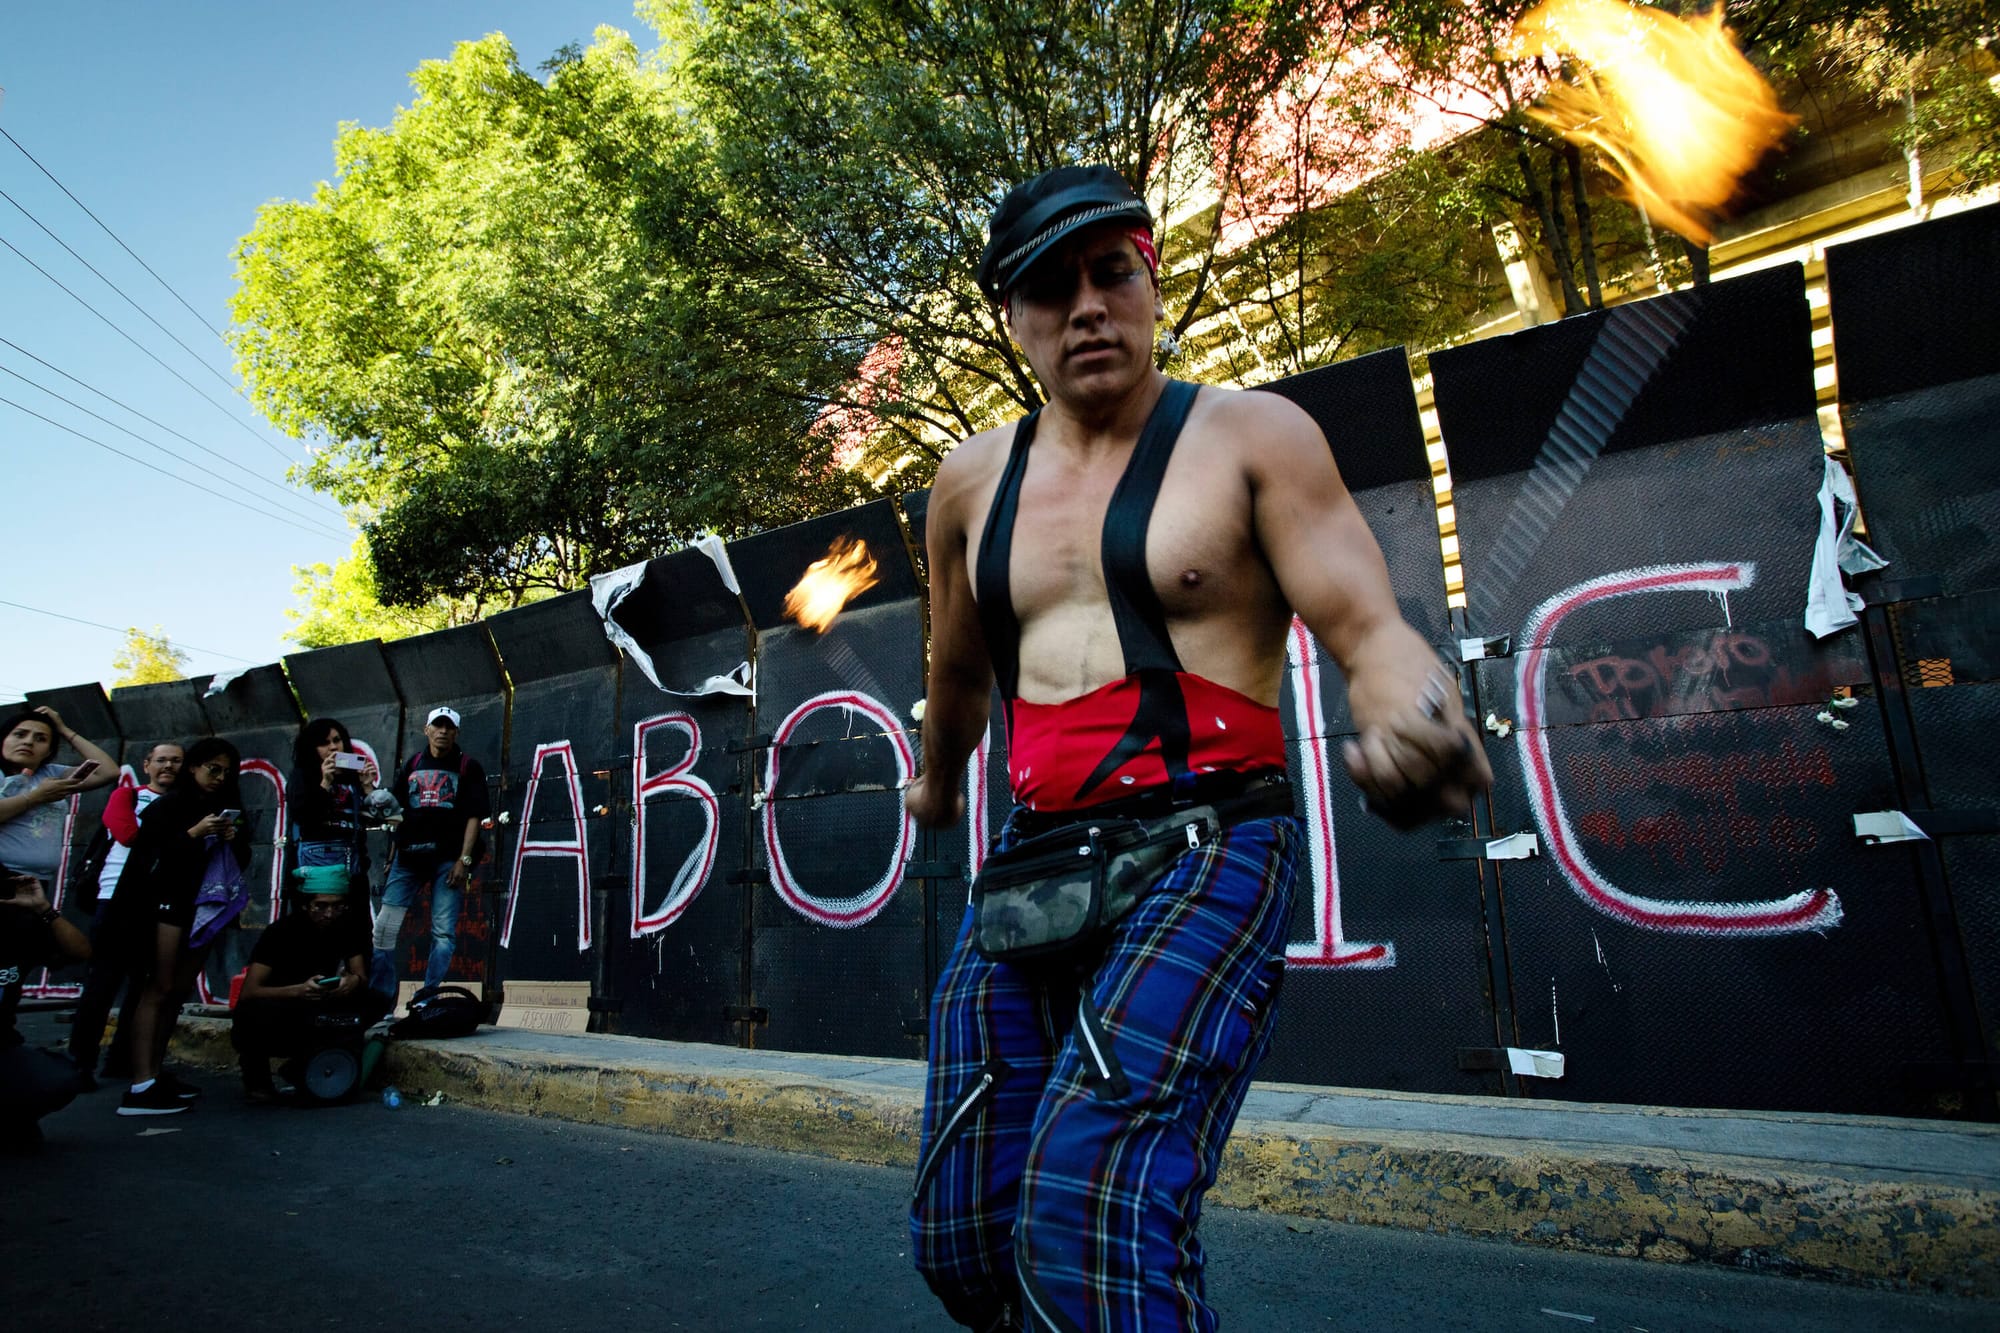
[910,815,1298,1332]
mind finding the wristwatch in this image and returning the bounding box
[37,907,60,926]
[459,854,475,866]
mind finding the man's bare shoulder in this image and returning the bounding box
[1192,383,1325,442]
[931,421,1015,511]
[1189,383,1337,475]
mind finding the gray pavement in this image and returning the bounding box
[146,1017,1995,1294]
[10,1046,1995,1332]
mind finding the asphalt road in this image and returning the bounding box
[9,1047,1992,1331]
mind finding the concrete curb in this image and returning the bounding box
[1214,1120,1999,1295]
[170,1018,2000,1296]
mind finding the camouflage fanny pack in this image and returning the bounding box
[969,805,1227,964]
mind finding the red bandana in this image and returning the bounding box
[1127,227,1158,279]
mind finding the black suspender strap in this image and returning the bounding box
[1101,379,1199,675]
[973,409,1040,699]
[972,379,1201,711]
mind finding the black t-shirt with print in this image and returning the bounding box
[249,909,371,988]
[392,748,491,863]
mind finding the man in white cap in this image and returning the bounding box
[371,706,490,995]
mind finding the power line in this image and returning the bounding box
[0,393,348,541]
[0,361,348,536]
[0,338,346,524]
[1,126,227,341]
[0,231,296,464]
[0,597,264,665]
[0,185,244,400]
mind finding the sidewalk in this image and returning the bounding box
[169,1016,2000,1295]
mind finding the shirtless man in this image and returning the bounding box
[904,165,1491,1332]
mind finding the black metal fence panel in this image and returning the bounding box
[1434,267,1961,1114]
[1474,691,1948,1112]
[487,594,621,989]
[1438,266,1818,647]
[107,677,212,763]
[734,501,928,1058]
[1886,590,2000,1077]
[1828,204,2000,599]
[1258,352,1500,1093]
[601,545,756,1045]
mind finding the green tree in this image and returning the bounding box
[111,627,190,687]
[1747,0,2000,199]
[644,0,1458,463]
[232,29,873,609]
[285,538,476,649]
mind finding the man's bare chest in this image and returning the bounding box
[975,439,1260,624]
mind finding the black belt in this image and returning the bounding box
[1010,770,1292,839]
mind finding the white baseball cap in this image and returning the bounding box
[425,706,462,728]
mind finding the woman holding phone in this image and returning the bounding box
[287,718,376,897]
[110,736,251,1116]
[0,705,118,886]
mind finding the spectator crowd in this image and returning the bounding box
[0,702,490,1141]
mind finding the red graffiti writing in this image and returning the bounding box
[1561,630,1852,724]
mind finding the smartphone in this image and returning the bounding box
[314,975,342,989]
[331,751,368,772]
[217,808,242,823]
[67,759,101,784]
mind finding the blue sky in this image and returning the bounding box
[0,1,633,705]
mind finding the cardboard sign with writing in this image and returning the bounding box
[497,980,592,1033]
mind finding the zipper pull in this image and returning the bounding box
[1185,822,1200,849]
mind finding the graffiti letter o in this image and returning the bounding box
[762,692,915,928]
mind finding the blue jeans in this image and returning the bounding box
[370,854,464,994]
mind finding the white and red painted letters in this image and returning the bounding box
[1283,618,1395,969]
[630,713,720,937]
[502,740,593,951]
[761,691,915,928]
[1516,563,1843,935]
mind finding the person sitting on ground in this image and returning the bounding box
[68,741,183,1084]
[111,736,252,1117]
[232,864,389,1103]
[0,871,91,1147]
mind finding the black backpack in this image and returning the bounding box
[389,984,485,1040]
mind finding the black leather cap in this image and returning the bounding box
[977,165,1152,303]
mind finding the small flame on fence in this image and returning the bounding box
[784,536,880,633]
[1513,0,1795,244]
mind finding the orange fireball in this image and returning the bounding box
[1514,0,1795,244]
[784,536,881,633]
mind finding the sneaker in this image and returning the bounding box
[117,1083,191,1117]
[158,1071,203,1102]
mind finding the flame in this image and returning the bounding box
[1514,0,1795,244]
[784,536,881,633]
